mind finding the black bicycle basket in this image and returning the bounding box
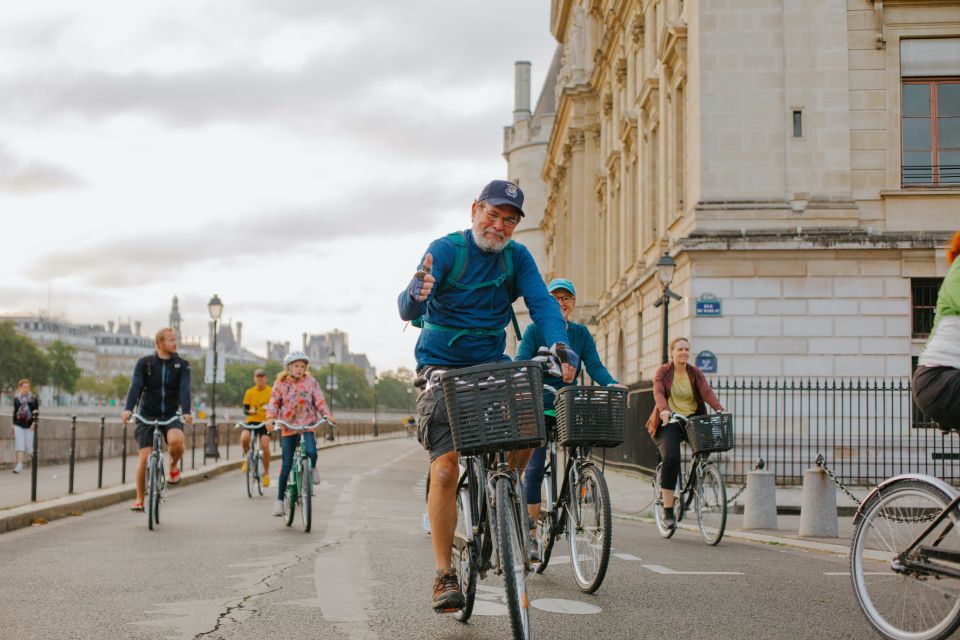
[555,386,627,448]
[440,360,545,456]
[683,413,734,455]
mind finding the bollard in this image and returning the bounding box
[191,423,196,470]
[121,422,128,484]
[98,416,106,489]
[30,410,39,502]
[742,470,778,530]
[68,415,77,494]
[798,463,839,537]
[226,424,230,460]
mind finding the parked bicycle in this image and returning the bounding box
[132,412,182,531]
[235,421,267,498]
[850,466,960,640]
[444,359,546,640]
[532,385,626,593]
[653,412,733,545]
[273,419,330,533]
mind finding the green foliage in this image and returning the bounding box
[376,368,417,411]
[0,321,51,392]
[112,374,131,402]
[48,340,82,395]
[313,362,371,410]
[191,359,284,408]
[77,374,130,403]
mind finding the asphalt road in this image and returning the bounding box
[0,438,877,639]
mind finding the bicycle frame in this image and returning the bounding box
[541,439,591,539]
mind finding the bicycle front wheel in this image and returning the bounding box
[653,464,676,539]
[245,452,254,498]
[568,464,612,593]
[285,481,296,527]
[496,477,531,640]
[452,469,478,623]
[300,457,312,533]
[851,478,960,640]
[695,463,727,546]
[146,456,158,531]
[255,453,264,496]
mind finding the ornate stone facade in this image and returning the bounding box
[542,0,958,383]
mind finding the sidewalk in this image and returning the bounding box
[603,465,863,554]
[0,432,407,533]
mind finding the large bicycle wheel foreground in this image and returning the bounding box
[695,464,727,546]
[452,479,477,624]
[850,478,960,640]
[496,478,531,640]
[653,464,677,539]
[568,464,612,593]
[300,458,312,533]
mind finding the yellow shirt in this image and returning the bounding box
[243,385,272,423]
[668,371,698,416]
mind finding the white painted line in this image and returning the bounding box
[471,600,509,616]
[548,554,570,565]
[614,553,640,561]
[642,564,744,576]
[532,599,602,615]
[824,572,889,576]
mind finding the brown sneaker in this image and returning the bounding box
[431,569,465,613]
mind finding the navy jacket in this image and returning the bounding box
[124,353,192,420]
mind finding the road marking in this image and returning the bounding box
[642,564,744,575]
[614,553,641,561]
[532,599,602,614]
[824,572,889,576]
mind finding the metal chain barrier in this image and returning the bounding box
[815,454,936,524]
[725,458,764,505]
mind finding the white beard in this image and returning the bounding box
[472,221,507,253]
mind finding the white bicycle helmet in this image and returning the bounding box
[283,351,309,367]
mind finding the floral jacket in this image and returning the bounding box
[265,374,331,437]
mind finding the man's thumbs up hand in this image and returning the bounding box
[412,253,436,302]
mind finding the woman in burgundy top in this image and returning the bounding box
[645,338,724,528]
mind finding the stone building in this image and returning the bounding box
[93,321,154,379]
[531,0,957,384]
[6,316,98,375]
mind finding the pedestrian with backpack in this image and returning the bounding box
[398,179,578,613]
[11,379,38,474]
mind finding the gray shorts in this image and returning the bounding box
[416,371,454,461]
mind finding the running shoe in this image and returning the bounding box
[262,474,270,488]
[432,569,465,612]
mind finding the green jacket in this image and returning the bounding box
[932,258,960,337]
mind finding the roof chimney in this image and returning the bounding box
[134,321,141,336]
[107,320,115,334]
[514,61,532,123]
[236,321,242,349]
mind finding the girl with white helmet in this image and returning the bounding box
[265,351,335,517]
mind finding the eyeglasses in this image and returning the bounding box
[480,205,521,229]
[552,295,574,303]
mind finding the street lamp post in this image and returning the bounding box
[204,294,224,461]
[653,253,682,364]
[326,351,336,441]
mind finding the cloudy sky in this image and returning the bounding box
[0,1,558,372]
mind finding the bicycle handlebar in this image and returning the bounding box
[235,421,267,429]
[131,413,182,426]
[273,418,333,431]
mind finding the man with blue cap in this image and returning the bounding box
[398,179,578,613]
[516,277,625,557]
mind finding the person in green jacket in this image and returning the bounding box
[913,231,960,429]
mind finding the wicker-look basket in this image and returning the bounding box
[440,361,545,456]
[683,413,734,455]
[555,386,627,448]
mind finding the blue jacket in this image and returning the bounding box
[516,321,617,410]
[398,229,569,369]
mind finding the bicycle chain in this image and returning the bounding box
[814,454,936,524]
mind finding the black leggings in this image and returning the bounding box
[653,421,686,490]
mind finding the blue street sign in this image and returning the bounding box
[695,293,722,317]
[696,350,717,373]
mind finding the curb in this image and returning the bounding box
[0,436,402,535]
[613,512,852,556]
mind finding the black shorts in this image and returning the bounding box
[914,365,960,429]
[134,421,183,449]
[242,426,269,439]
[415,369,454,461]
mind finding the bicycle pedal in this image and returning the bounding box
[435,607,462,614]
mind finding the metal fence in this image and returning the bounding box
[600,377,956,488]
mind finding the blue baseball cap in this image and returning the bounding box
[547,278,576,298]
[477,180,525,217]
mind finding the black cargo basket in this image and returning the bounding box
[683,413,734,455]
[555,386,627,448]
[440,361,545,456]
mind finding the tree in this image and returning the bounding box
[0,321,50,392]
[376,368,417,412]
[48,340,82,397]
[314,362,371,410]
[112,374,132,403]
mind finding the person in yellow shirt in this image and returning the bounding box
[242,369,273,486]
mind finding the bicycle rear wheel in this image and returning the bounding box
[568,464,612,593]
[300,457,312,532]
[534,454,555,574]
[146,455,158,531]
[695,463,727,546]
[653,464,677,539]
[452,469,477,623]
[255,452,264,496]
[245,451,254,498]
[851,478,960,640]
[496,477,531,640]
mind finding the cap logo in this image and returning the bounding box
[504,183,518,198]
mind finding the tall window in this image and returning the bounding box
[911,277,944,338]
[901,39,960,186]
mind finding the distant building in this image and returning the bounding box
[6,316,97,375]
[267,328,376,382]
[92,320,154,379]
